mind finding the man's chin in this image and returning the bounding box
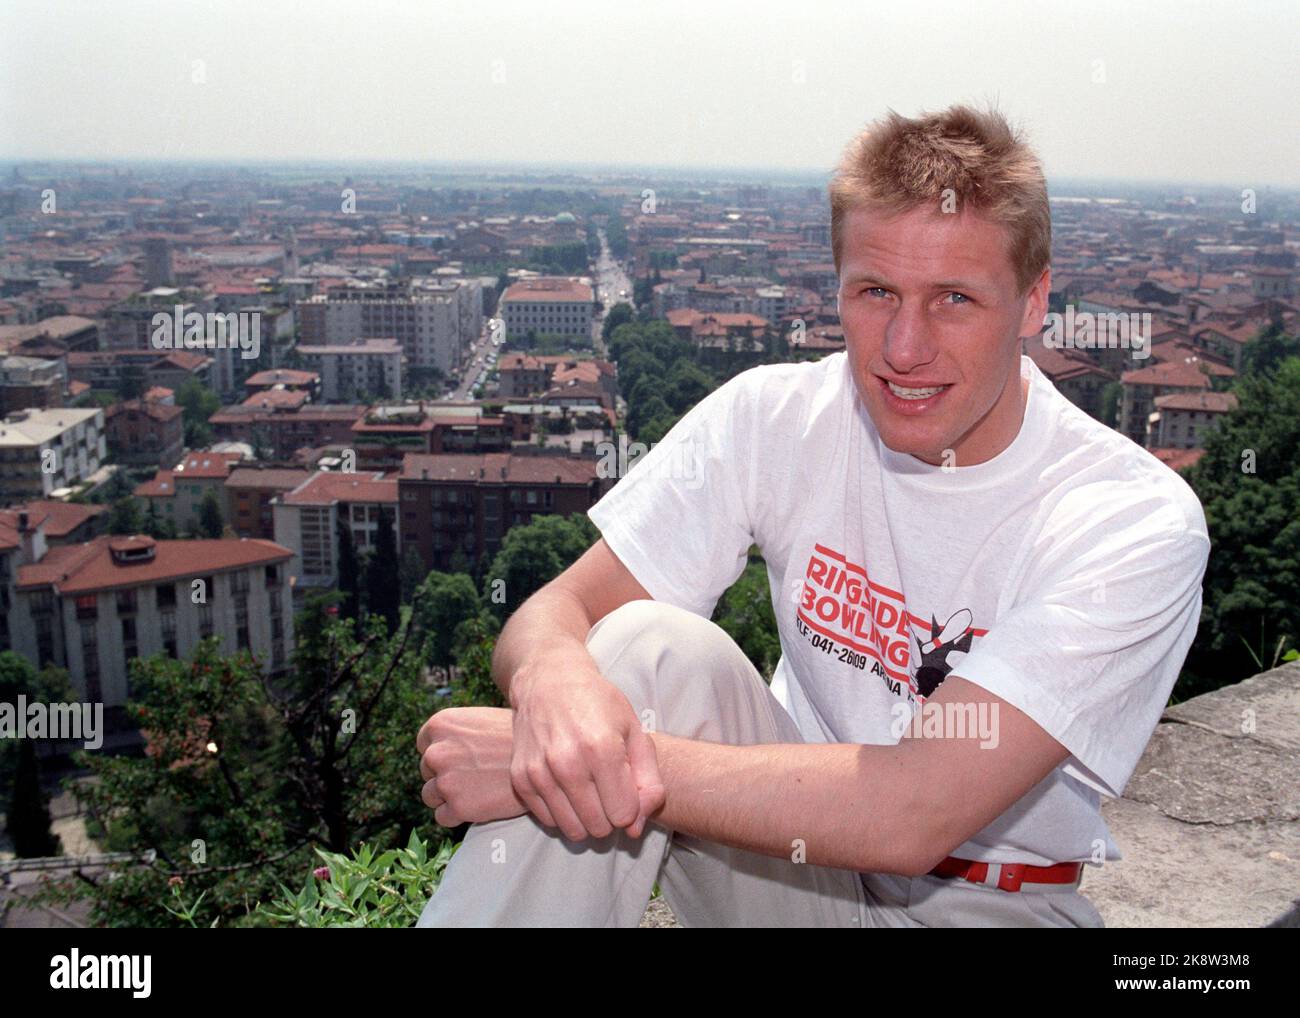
[869,412,949,463]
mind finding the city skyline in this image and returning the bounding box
[2,0,1298,188]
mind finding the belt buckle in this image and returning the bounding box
[996,863,1026,892]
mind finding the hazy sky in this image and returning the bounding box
[2,0,1297,186]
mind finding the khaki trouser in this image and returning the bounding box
[416,600,1104,928]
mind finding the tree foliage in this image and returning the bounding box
[1180,354,1300,695]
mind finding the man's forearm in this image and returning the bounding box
[646,733,926,875]
[491,585,596,707]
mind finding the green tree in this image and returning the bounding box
[107,495,142,535]
[0,654,72,815]
[1240,324,1300,378]
[1100,381,1122,428]
[365,509,401,635]
[712,557,782,679]
[8,739,62,857]
[399,547,428,604]
[336,516,362,625]
[177,377,220,449]
[197,490,224,539]
[602,302,635,342]
[1180,356,1300,695]
[413,572,482,675]
[32,606,438,928]
[483,513,600,620]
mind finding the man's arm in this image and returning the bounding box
[492,538,666,842]
[491,537,649,707]
[642,675,1071,875]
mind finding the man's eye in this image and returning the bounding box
[862,287,889,298]
[944,291,971,304]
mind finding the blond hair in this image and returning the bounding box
[829,104,1050,294]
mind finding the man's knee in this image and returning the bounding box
[584,599,752,701]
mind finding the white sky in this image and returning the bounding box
[1,0,1297,186]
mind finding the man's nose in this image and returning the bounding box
[882,302,940,374]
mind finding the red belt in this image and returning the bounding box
[928,855,1082,892]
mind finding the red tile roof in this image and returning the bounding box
[399,452,598,485]
[282,471,398,505]
[17,535,291,594]
[1149,447,1207,473]
[1121,359,1215,388]
[502,278,594,303]
[173,451,244,478]
[241,389,309,410]
[224,468,313,490]
[134,470,177,498]
[0,500,105,543]
[245,368,318,386]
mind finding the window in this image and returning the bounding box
[265,564,280,588]
[116,589,137,615]
[76,594,97,620]
[81,621,99,682]
[156,583,177,609]
[122,616,138,671]
[199,603,214,639]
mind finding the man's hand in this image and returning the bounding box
[508,656,665,843]
[417,707,529,829]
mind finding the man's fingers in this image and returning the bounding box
[421,777,444,811]
[589,738,640,830]
[529,766,592,842]
[559,772,616,838]
[515,786,558,829]
[626,727,665,810]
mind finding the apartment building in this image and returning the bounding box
[296,277,481,376]
[1147,391,1239,450]
[297,340,403,401]
[224,467,312,539]
[0,356,63,414]
[105,397,184,469]
[500,278,595,344]
[0,407,106,505]
[2,520,294,708]
[208,403,364,460]
[1118,358,1221,447]
[134,451,244,532]
[271,471,398,590]
[397,452,605,572]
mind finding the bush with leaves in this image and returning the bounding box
[256,831,456,928]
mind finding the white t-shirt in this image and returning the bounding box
[587,351,1210,866]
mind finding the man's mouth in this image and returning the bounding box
[886,380,949,400]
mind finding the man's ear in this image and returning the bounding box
[1019,266,1050,338]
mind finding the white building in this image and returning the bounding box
[500,277,595,344]
[296,277,482,376]
[297,340,404,402]
[0,407,106,505]
[271,471,398,590]
[1146,391,1239,449]
[2,522,294,708]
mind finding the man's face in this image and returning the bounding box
[837,204,1049,466]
